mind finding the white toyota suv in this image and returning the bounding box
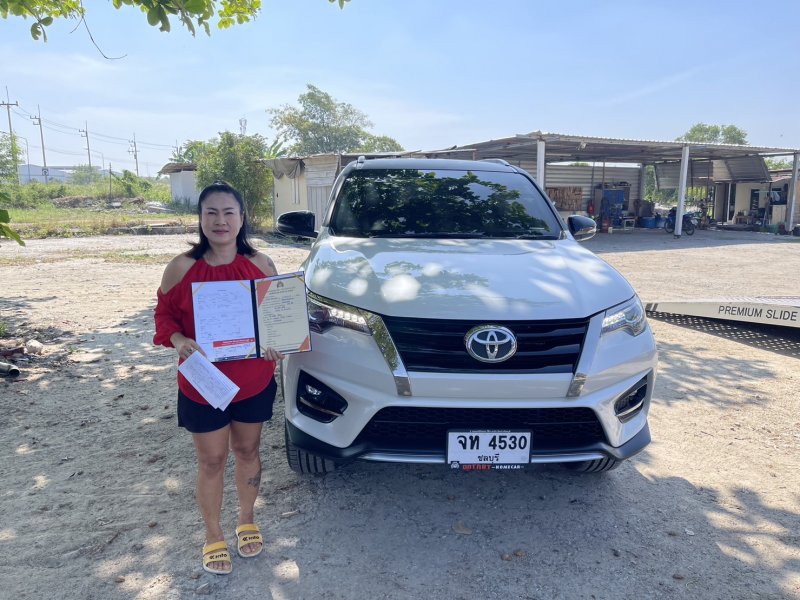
[277,158,657,474]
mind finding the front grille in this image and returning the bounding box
[355,406,606,451]
[379,315,589,373]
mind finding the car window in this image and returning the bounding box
[330,168,562,238]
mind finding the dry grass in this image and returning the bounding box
[8,206,194,238]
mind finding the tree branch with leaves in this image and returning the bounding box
[1,0,350,40]
[0,192,24,246]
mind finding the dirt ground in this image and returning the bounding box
[1,229,798,600]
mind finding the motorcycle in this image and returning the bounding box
[663,207,696,235]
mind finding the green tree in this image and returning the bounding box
[0,133,21,184]
[765,157,793,171]
[109,169,153,197]
[642,165,675,204]
[171,140,212,163]
[269,84,403,155]
[195,132,277,222]
[70,164,104,185]
[2,0,349,41]
[677,123,748,145]
[357,134,404,153]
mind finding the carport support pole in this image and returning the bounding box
[675,144,690,237]
[536,139,546,188]
[785,153,799,231]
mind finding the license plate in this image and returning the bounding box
[447,430,531,470]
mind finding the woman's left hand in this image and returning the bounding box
[262,347,285,361]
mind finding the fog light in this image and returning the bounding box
[296,372,348,423]
[305,384,323,396]
[614,376,648,422]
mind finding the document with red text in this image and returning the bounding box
[192,272,311,362]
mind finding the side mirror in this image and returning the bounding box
[568,215,597,242]
[277,211,317,239]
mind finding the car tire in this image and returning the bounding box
[284,422,337,475]
[564,457,620,473]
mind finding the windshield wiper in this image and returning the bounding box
[512,233,559,240]
[486,230,557,239]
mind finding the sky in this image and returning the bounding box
[1,0,799,177]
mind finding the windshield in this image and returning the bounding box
[329,168,562,239]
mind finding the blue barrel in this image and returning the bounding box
[639,216,656,229]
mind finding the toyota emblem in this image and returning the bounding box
[464,325,517,363]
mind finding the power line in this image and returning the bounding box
[41,117,80,132]
[43,123,82,136]
[7,96,194,173]
[47,146,89,157]
[14,101,176,149]
[90,131,131,143]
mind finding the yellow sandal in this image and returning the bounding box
[202,540,232,575]
[235,523,264,558]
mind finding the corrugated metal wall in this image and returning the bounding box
[304,156,339,227]
[516,162,642,207]
[304,156,338,186]
[291,156,643,217]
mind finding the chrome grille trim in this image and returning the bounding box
[364,312,412,397]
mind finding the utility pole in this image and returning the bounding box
[239,117,247,135]
[1,87,20,184]
[79,121,92,169]
[30,105,48,184]
[128,134,139,176]
[108,162,113,199]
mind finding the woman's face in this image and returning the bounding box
[200,191,243,246]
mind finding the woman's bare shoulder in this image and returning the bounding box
[248,251,277,277]
[160,253,196,293]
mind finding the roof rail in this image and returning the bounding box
[481,158,511,166]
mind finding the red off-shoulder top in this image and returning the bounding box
[153,254,276,405]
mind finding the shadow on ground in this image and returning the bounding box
[585,228,799,254]
[649,313,800,359]
[2,290,797,600]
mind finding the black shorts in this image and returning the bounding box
[177,378,277,434]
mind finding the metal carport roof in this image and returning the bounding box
[420,131,799,231]
[422,131,797,168]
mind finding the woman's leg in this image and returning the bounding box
[192,426,231,572]
[229,420,264,555]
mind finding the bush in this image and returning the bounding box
[0,176,172,208]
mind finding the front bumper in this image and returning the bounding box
[285,419,651,465]
[283,311,658,466]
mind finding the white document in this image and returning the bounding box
[178,351,239,411]
[255,273,312,354]
[192,280,258,362]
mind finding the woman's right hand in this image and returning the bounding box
[170,333,203,360]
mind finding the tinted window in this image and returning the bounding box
[330,169,562,238]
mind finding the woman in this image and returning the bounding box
[154,181,283,575]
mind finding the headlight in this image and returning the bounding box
[601,296,647,337]
[307,292,372,335]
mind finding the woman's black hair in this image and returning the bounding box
[187,181,258,259]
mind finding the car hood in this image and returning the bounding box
[303,233,635,320]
